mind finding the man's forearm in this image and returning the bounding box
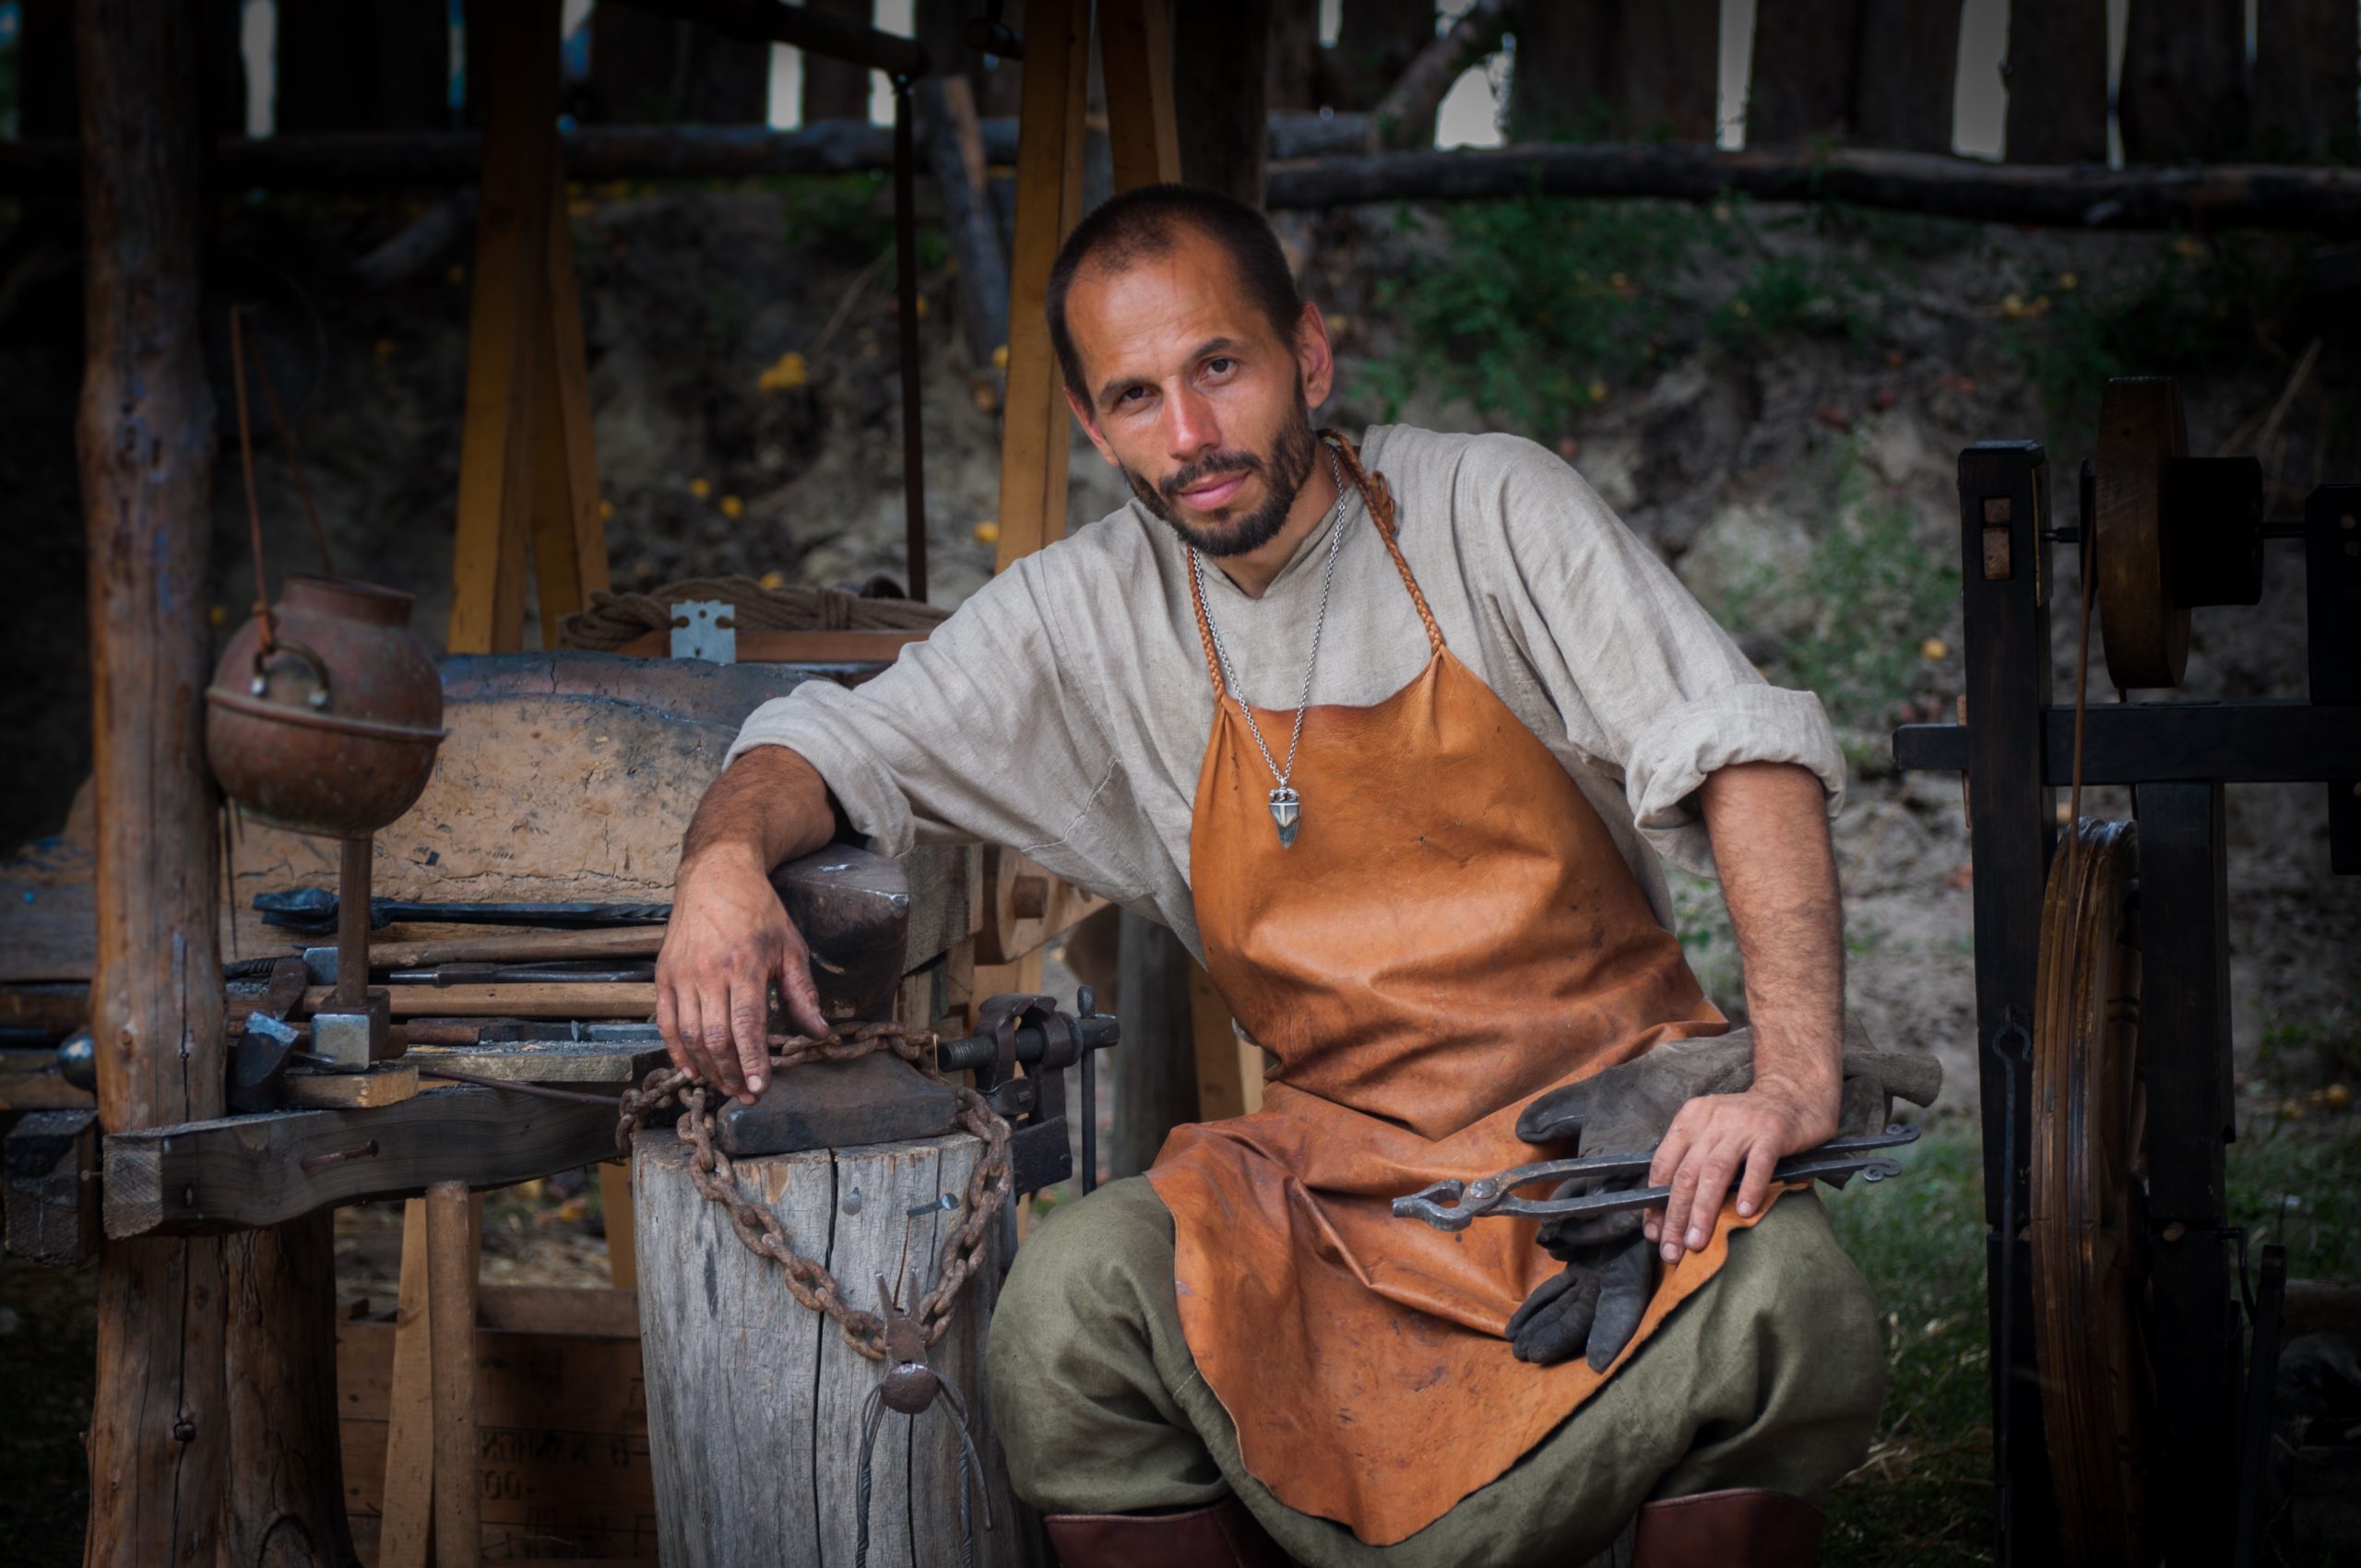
[680,745,840,875]
[1697,761,1844,1100]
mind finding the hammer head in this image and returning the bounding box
[769,845,910,1025]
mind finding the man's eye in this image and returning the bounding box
[1117,386,1146,405]
[1205,357,1237,376]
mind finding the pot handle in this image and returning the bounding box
[247,640,335,711]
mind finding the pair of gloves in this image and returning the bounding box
[1502,1025,1942,1369]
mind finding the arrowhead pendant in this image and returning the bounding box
[1268,787,1301,849]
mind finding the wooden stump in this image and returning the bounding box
[633,1128,1041,1568]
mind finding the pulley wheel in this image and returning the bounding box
[2031,817,2154,1566]
[2095,378,2190,689]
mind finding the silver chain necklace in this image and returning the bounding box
[1191,448,1351,849]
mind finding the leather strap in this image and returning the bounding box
[1632,1487,1825,1568]
[1180,430,1444,701]
[1045,1496,1293,1568]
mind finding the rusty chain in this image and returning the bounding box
[615,1021,1014,1362]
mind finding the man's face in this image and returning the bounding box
[1062,229,1335,557]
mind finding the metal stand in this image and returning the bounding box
[1895,449,2361,1564]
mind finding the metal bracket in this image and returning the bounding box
[670,600,737,664]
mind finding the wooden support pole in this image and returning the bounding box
[1097,0,1179,194]
[992,0,1091,572]
[73,3,231,1562]
[529,152,611,647]
[426,1181,482,1568]
[1172,0,1272,203]
[449,0,564,655]
[221,1211,361,1566]
[377,1197,439,1568]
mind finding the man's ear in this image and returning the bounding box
[1065,386,1121,467]
[1295,302,1337,410]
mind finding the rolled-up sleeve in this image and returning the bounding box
[724,554,1106,861]
[1467,434,1845,876]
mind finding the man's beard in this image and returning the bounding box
[1122,391,1318,559]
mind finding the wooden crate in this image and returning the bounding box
[338,1286,658,1564]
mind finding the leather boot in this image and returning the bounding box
[1632,1488,1824,1567]
[1045,1496,1292,1567]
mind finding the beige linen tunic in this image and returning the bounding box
[725,424,1845,951]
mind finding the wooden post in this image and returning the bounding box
[1746,0,1866,146]
[221,1213,362,1567]
[634,1127,1037,1567]
[992,0,1090,571]
[376,1199,440,1568]
[1110,914,1198,1178]
[1097,0,1179,193]
[74,4,231,1563]
[801,0,878,122]
[2002,0,2108,165]
[275,0,451,134]
[425,1182,482,1568]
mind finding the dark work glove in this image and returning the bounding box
[1507,1232,1656,1370]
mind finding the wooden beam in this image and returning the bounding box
[1746,0,1865,145]
[992,0,1091,572]
[1853,0,1960,155]
[426,1182,482,1568]
[1097,0,1180,193]
[530,152,611,647]
[0,1047,95,1111]
[2118,0,2249,163]
[73,2,231,1561]
[220,1210,361,1566]
[2002,0,2107,164]
[449,0,563,654]
[1173,0,1272,201]
[376,1199,438,1568]
[300,981,657,1018]
[1257,143,2361,235]
[2254,0,2361,163]
[4,1108,98,1265]
[102,1086,623,1239]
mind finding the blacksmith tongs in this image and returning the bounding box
[1391,1124,1920,1234]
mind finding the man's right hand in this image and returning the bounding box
[656,844,832,1104]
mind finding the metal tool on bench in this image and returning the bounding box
[1392,1124,1919,1233]
[259,888,673,935]
[708,990,1120,1197]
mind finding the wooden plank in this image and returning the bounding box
[220,1210,360,1566]
[2255,0,2361,163]
[303,981,657,1018]
[1746,0,1865,145]
[993,0,1092,572]
[448,0,562,655]
[0,981,89,1036]
[284,1063,421,1110]
[531,148,611,648]
[377,1199,437,1568]
[599,1162,638,1290]
[473,1283,639,1338]
[976,846,1109,965]
[2118,0,2248,163]
[427,1182,482,1568]
[610,628,932,663]
[102,1085,622,1239]
[1187,961,1259,1121]
[362,925,669,968]
[0,1048,94,1111]
[1173,0,1272,200]
[4,1107,98,1265]
[1853,0,1960,155]
[2002,0,2107,164]
[1097,0,1180,192]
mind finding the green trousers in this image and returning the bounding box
[985,1178,1882,1568]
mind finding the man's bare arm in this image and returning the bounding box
[1646,760,1845,1260]
[657,746,841,1102]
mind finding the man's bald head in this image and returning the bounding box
[1045,184,1304,404]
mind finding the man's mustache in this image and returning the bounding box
[1162,451,1263,503]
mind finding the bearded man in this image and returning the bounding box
[656,185,1901,1567]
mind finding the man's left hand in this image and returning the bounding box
[1643,1075,1838,1265]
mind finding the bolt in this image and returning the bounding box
[841,1186,863,1216]
[300,1138,381,1173]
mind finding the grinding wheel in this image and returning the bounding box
[2031,818,2154,1566]
[2095,378,2190,689]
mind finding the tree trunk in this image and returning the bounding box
[1510,1,1714,144]
[277,0,450,134]
[587,3,769,125]
[1331,0,1436,113]
[1173,0,1271,204]
[221,1214,361,1568]
[1112,911,1203,1177]
[2253,0,2359,162]
[2002,0,2107,164]
[2118,0,2249,163]
[1608,0,1719,142]
[1745,0,1865,145]
[1266,0,1324,111]
[74,4,229,1565]
[802,0,875,123]
[633,1127,1038,1566]
[1853,0,1960,154]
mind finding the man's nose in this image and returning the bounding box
[1167,386,1221,462]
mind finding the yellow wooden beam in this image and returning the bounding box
[1098,0,1180,193]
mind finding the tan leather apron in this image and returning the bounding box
[1144,436,1783,1546]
